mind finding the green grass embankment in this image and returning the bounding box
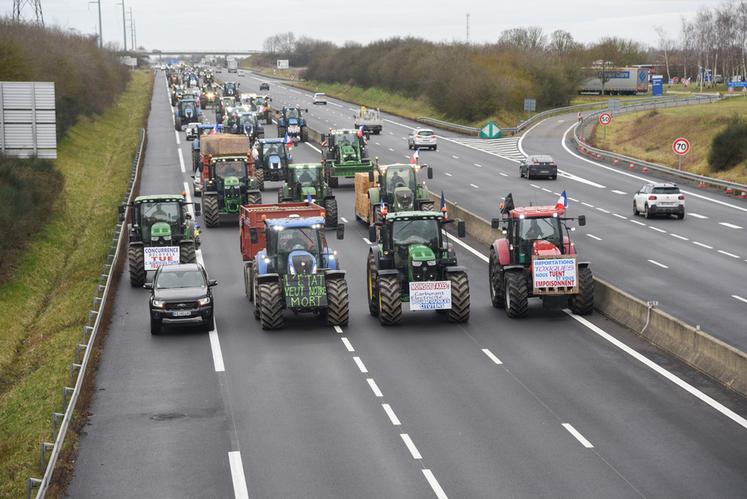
[0,70,153,499]
[591,95,747,185]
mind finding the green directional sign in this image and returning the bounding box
[479,121,502,139]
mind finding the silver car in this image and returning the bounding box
[408,128,437,151]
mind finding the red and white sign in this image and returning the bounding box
[599,113,613,126]
[672,137,690,156]
[409,281,451,311]
[144,246,180,271]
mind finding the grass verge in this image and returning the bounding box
[591,95,747,185]
[0,70,153,499]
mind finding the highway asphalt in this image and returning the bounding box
[68,71,747,498]
[239,71,747,352]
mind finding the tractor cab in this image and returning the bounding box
[223,81,239,97]
[508,207,567,265]
[133,196,189,245]
[287,164,324,199]
[255,139,290,170]
[206,157,251,212]
[261,216,327,276]
[330,130,367,159]
[382,165,419,211]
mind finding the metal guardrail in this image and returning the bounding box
[415,116,480,135]
[571,96,747,194]
[26,128,147,499]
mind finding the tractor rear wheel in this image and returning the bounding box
[180,242,196,264]
[324,198,338,228]
[258,281,285,330]
[247,192,262,205]
[128,244,146,287]
[326,277,349,326]
[243,262,254,302]
[204,195,220,227]
[301,128,309,142]
[447,272,470,323]
[504,271,529,318]
[421,201,435,212]
[255,169,265,191]
[488,251,505,308]
[367,252,378,317]
[569,266,594,315]
[378,274,402,326]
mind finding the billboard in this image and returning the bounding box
[0,82,56,159]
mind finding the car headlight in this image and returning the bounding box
[152,299,166,308]
[198,297,211,306]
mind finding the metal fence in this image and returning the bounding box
[26,128,146,499]
[0,81,57,158]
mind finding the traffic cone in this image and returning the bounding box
[725,188,734,196]
[628,163,636,170]
[613,159,620,165]
[737,191,747,199]
[697,181,706,189]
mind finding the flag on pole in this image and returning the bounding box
[555,190,568,212]
[440,191,448,220]
[284,132,293,150]
[306,192,312,204]
[379,197,387,217]
[357,125,365,138]
[410,148,419,165]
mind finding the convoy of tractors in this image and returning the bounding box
[139,64,594,333]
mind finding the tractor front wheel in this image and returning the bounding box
[204,195,220,227]
[255,169,265,191]
[128,244,146,287]
[488,251,505,308]
[258,281,285,330]
[569,266,594,315]
[329,175,339,188]
[378,274,402,326]
[504,271,529,318]
[326,277,349,326]
[324,198,338,228]
[301,128,309,142]
[447,272,470,323]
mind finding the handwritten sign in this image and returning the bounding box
[409,281,452,311]
[144,246,180,271]
[532,257,577,293]
[283,274,327,308]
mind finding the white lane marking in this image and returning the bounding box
[422,469,448,499]
[568,196,579,202]
[498,172,508,177]
[328,101,343,108]
[720,222,743,229]
[482,348,503,365]
[530,183,541,189]
[363,237,372,245]
[340,217,349,223]
[401,136,407,140]
[366,378,383,397]
[613,213,627,220]
[444,232,488,263]
[648,226,667,233]
[693,241,713,249]
[341,337,355,352]
[596,207,610,214]
[541,187,552,193]
[732,295,747,304]
[561,122,747,213]
[178,149,186,173]
[470,183,479,189]
[384,118,414,129]
[566,312,747,430]
[451,155,459,159]
[389,132,395,135]
[648,259,669,269]
[400,434,423,460]
[304,142,322,153]
[557,170,606,189]
[444,172,453,177]
[718,250,740,259]
[587,234,602,241]
[630,220,646,226]
[175,130,181,145]
[382,403,401,425]
[516,116,545,157]
[670,233,689,241]
[375,142,381,146]
[689,213,708,219]
[581,202,594,208]
[404,155,411,160]
[353,356,368,373]
[209,330,225,372]
[228,451,249,499]
[562,423,594,449]
[474,163,482,168]
[611,190,627,195]
[388,148,395,152]
[558,119,566,123]
[333,325,344,334]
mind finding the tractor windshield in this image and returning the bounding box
[393,219,439,248]
[285,108,300,119]
[291,168,320,184]
[385,166,414,194]
[214,160,246,180]
[519,217,562,246]
[263,142,287,157]
[337,133,357,145]
[139,201,181,243]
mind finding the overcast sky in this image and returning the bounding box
[8,0,719,51]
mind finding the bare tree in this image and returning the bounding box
[655,25,673,81]
[549,30,578,54]
[498,27,547,51]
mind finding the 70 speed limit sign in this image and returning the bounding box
[599,113,613,126]
[672,137,690,156]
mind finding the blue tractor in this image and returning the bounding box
[174,97,200,131]
[276,106,309,142]
[251,138,292,190]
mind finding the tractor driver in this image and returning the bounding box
[524,219,543,241]
[389,169,406,189]
[297,169,314,184]
[279,229,314,253]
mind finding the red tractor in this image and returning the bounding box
[488,194,593,318]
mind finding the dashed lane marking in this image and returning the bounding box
[366,378,383,397]
[353,356,368,373]
[689,213,708,219]
[178,149,186,173]
[228,451,249,499]
[482,348,503,365]
[732,295,747,304]
[400,434,423,460]
[720,222,743,229]
[611,190,627,195]
[670,233,688,241]
[562,423,594,449]
[718,250,740,259]
[693,241,713,249]
[422,469,448,499]
[382,403,401,426]
[648,259,669,269]
[341,337,355,352]
[587,234,602,241]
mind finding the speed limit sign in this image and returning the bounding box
[672,137,690,156]
[599,113,613,126]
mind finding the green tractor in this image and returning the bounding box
[321,129,373,187]
[355,162,434,225]
[366,211,470,326]
[278,163,338,228]
[202,156,262,227]
[120,195,201,287]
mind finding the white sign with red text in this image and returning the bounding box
[532,257,577,293]
[409,281,452,311]
[144,246,180,271]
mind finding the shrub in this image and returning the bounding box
[708,117,747,172]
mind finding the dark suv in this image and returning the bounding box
[145,263,217,334]
[259,82,270,91]
[520,154,558,180]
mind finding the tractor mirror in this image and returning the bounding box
[118,203,126,215]
[320,134,326,143]
[336,223,345,240]
[250,228,258,244]
[457,220,466,238]
[578,215,587,226]
[208,279,218,287]
[427,166,433,179]
[368,225,377,243]
[368,171,374,182]
[194,203,201,216]
[143,282,153,290]
[491,218,501,229]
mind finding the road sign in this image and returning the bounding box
[523,98,536,113]
[276,59,289,69]
[479,121,502,139]
[599,113,612,126]
[672,137,690,156]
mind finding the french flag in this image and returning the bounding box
[284,132,293,149]
[555,190,568,212]
[409,148,419,165]
[356,125,365,138]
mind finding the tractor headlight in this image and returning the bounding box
[427,260,436,266]
[412,261,422,267]
[197,297,211,306]
[152,299,166,309]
